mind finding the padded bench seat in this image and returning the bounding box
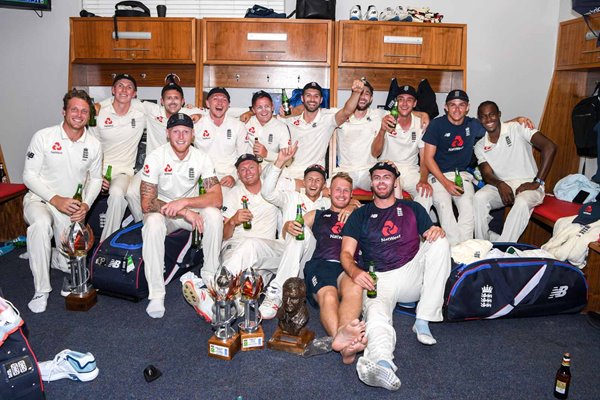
[0,183,28,241]
[531,194,582,226]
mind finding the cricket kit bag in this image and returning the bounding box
[444,243,587,321]
[89,222,202,301]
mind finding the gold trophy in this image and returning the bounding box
[207,266,241,360]
[238,267,264,351]
[60,222,97,311]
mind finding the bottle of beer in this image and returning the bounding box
[88,98,97,127]
[390,99,399,119]
[191,180,204,249]
[198,176,206,195]
[553,352,571,399]
[0,163,6,183]
[282,89,291,116]
[103,165,112,194]
[242,197,252,230]
[73,183,83,202]
[454,168,464,193]
[254,137,263,162]
[295,204,305,241]
[367,261,377,298]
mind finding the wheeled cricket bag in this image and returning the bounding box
[444,243,588,321]
[89,222,202,301]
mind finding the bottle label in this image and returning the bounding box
[555,381,566,394]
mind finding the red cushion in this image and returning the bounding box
[532,195,581,224]
[0,183,27,201]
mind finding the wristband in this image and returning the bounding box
[533,177,545,186]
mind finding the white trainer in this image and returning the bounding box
[356,357,401,391]
[181,273,214,323]
[365,5,378,21]
[0,297,23,343]
[379,7,399,21]
[258,286,281,320]
[38,349,99,382]
[349,4,361,20]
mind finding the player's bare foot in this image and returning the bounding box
[340,334,368,364]
[332,319,366,352]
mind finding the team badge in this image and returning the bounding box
[505,136,512,147]
[227,129,232,139]
[82,148,89,160]
[131,118,136,128]
[268,134,273,144]
[188,168,195,179]
[396,207,403,217]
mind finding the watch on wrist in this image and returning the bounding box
[533,177,545,186]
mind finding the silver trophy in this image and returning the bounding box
[60,222,97,310]
[207,265,241,359]
[238,267,265,351]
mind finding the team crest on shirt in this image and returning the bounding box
[396,207,403,217]
[51,142,62,154]
[143,164,150,174]
[164,164,173,174]
[465,127,470,137]
[505,136,512,147]
[104,118,113,127]
[227,129,232,139]
[249,127,255,134]
[188,168,195,180]
[156,116,164,123]
[82,148,89,160]
[411,132,417,142]
[131,118,136,128]
[202,130,210,139]
[268,134,273,144]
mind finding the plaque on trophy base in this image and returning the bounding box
[268,327,315,354]
[65,289,97,312]
[240,325,265,351]
[208,333,241,361]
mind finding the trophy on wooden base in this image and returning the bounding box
[268,278,315,354]
[238,267,264,351]
[60,222,97,311]
[207,266,241,360]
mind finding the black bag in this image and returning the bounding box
[289,0,336,20]
[572,82,600,157]
[384,78,400,111]
[415,79,439,120]
[89,222,201,301]
[86,195,134,248]
[0,302,45,400]
[444,244,587,321]
[113,1,150,41]
[245,4,286,18]
[572,0,600,15]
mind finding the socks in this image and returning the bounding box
[412,318,437,345]
[28,293,49,313]
[377,360,393,370]
[146,299,165,319]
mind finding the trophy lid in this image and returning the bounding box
[61,222,94,257]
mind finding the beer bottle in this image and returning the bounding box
[254,137,263,162]
[0,163,6,183]
[198,176,206,195]
[390,99,399,119]
[282,89,291,116]
[192,182,204,249]
[73,183,83,202]
[367,261,377,299]
[553,352,571,399]
[454,168,464,193]
[88,98,97,127]
[295,204,305,241]
[103,165,112,194]
[242,197,252,230]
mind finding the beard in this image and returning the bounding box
[372,184,395,200]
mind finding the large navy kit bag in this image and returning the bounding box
[89,222,202,301]
[444,244,588,321]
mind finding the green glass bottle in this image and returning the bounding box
[282,89,291,116]
[88,98,97,127]
[242,197,252,230]
[295,204,304,241]
[367,261,377,299]
[454,168,464,193]
[389,99,399,120]
[103,164,112,194]
[73,183,83,202]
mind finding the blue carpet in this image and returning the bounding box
[1,248,599,400]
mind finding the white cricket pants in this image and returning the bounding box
[101,174,132,242]
[125,172,144,223]
[216,237,286,284]
[397,166,433,212]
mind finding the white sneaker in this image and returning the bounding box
[356,357,401,391]
[258,286,281,320]
[380,7,399,21]
[0,297,23,343]
[28,292,49,314]
[349,4,361,20]
[181,273,214,323]
[397,6,412,22]
[38,349,99,382]
[365,5,378,21]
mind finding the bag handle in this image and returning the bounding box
[115,0,151,15]
[109,222,143,250]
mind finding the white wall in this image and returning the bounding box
[0,0,570,183]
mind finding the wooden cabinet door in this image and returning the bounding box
[204,19,330,64]
[71,18,195,63]
[338,22,464,67]
[556,18,600,68]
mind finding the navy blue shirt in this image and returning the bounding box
[342,199,432,272]
[422,116,485,173]
[312,209,345,261]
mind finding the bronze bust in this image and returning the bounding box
[277,278,309,336]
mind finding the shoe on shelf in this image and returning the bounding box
[380,7,400,21]
[365,5,378,21]
[258,286,282,320]
[181,273,214,323]
[0,297,23,343]
[349,5,362,20]
[38,349,99,382]
[397,6,412,22]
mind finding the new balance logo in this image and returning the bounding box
[548,286,568,299]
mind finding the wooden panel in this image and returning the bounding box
[338,21,464,67]
[70,64,196,88]
[70,17,196,63]
[204,65,329,89]
[0,190,27,242]
[203,19,330,64]
[337,68,464,92]
[556,16,600,69]
[586,242,600,313]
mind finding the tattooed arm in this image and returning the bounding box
[141,181,166,214]
[183,176,223,210]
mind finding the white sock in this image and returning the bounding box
[146,299,165,319]
[28,292,49,313]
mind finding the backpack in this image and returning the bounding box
[572,82,600,157]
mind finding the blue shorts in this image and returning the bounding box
[304,259,344,307]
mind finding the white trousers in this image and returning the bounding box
[217,237,286,283]
[101,174,132,242]
[142,207,222,300]
[125,172,144,223]
[362,237,451,370]
[473,180,545,242]
[430,171,475,246]
[347,169,372,191]
[398,166,433,212]
[23,195,71,293]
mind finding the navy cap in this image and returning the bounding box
[304,164,327,179]
[113,73,137,90]
[302,82,323,96]
[396,85,417,99]
[369,161,400,178]
[446,89,469,103]
[161,82,184,97]
[207,87,230,102]
[573,203,600,225]
[235,153,262,168]
[166,113,194,129]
